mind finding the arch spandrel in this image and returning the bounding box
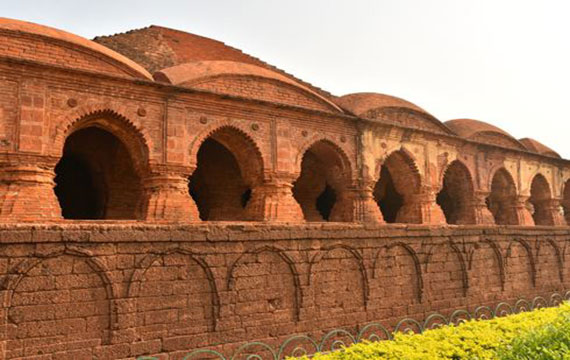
[51,105,154,173]
[374,146,425,188]
[188,122,269,180]
[293,135,355,182]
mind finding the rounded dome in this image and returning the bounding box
[519,138,560,158]
[445,119,525,150]
[155,60,342,112]
[336,92,427,115]
[0,18,151,79]
[336,92,453,134]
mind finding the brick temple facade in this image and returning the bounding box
[0,18,568,359]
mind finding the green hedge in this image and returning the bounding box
[300,302,570,360]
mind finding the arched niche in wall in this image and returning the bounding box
[54,113,147,220]
[292,140,352,222]
[563,179,570,225]
[373,149,421,223]
[437,160,476,224]
[487,168,518,225]
[529,174,555,225]
[189,126,264,221]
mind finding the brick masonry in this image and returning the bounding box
[0,225,568,360]
[0,18,569,359]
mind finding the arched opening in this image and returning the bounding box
[529,174,553,225]
[292,140,351,221]
[54,127,142,219]
[373,150,421,223]
[487,168,518,225]
[437,160,475,224]
[189,127,263,221]
[563,179,570,225]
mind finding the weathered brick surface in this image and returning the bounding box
[0,225,567,359]
[0,17,570,359]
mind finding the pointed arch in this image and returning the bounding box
[488,167,519,225]
[128,249,219,332]
[437,159,476,224]
[373,242,423,303]
[189,125,265,220]
[188,123,266,179]
[309,244,369,308]
[468,239,504,301]
[292,139,354,222]
[529,173,556,225]
[562,179,570,225]
[3,247,115,353]
[505,239,536,292]
[373,148,422,223]
[54,111,147,219]
[227,245,301,322]
[425,240,469,298]
[53,106,151,173]
[294,135,353,179]
[536,239,564,287]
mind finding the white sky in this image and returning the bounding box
[3,0,569,157]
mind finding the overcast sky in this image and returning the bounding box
[3,0,569,157]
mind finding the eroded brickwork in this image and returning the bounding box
[0,225,567,359]
[0,17,569,359]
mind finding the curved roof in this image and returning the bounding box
[93,25,332,99]
[444,119,512,138]
[445,119,526,150]
[0,18,152,79]
[519,138,561,158]
[155,60,342,111]
[336,92,454,134]
[335,92,427,115]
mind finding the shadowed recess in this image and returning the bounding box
[54,127,142,219]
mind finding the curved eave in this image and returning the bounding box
[519,138,561,158]
[366,106,455,135]
[154,60,343,113]
[0,17,152,80]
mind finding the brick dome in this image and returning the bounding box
[336,92,427,114]
[445,119,526,150]
[0,18,151,79]
[519,138,561,158]
[154,60,341,112]
[93,25,331,99]
[336,93,453,134]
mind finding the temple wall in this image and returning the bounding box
[0,224,568,359]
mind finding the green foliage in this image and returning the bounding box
[299,302,570,360]
[499,308,570,360]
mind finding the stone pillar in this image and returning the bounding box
[534,199,566,226]
[513,195,535,226]
[140,166,200,222]
[0,164,62,221]
[245,176,304,222]
[329,188,356,222]
[471,191,495,225]
[351,181,384,223]
[397,189,446,224]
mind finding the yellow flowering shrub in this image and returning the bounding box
[301,302,570,360]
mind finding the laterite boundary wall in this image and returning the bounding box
[0,224,569,359]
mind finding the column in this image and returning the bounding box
[471,191,495,225]
[351,181,384,223]
[398,189,446,225]
[245,176,304,222]
[140,166,200,222]
[513,195,534,226]
[534,198,566,226]
[0,164,62,221]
